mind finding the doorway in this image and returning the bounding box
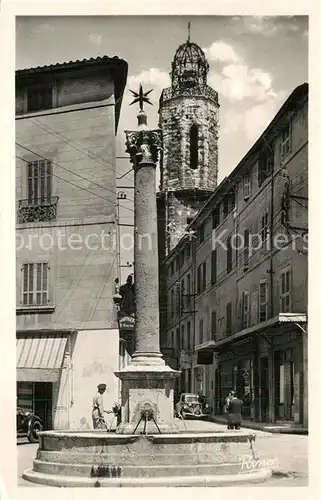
[17,382,53,430]
[34,382,53,430]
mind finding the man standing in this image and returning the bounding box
[92,383,112,429]
[227,391,243,430]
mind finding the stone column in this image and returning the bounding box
[114,102,180,434]
[131,132,163,364]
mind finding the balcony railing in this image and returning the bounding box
[17,196,59,223]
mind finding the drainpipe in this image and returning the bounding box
[267,139,275,423]
[192,234,197,393]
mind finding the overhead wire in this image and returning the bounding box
[16,154,133,217]
[16,153,134,212]
[51,228,114,326]
[27,116,134,179]
[88,254,117,322]
[16,141,135,209]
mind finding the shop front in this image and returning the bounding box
[213,314,307,425]
[193,340,215,404]
[273,334,304,423]
[16,331,71,430]
[215,342,256,419]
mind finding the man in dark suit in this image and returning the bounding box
[227,391,243,430]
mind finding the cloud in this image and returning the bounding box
[243,101,278,141]
[203,41,240,63]
[88,34,102,46]
[221,91,287,142]
[215,65,276,102]
[204,41,277,103]
[231,16,307,38]
[33,23,55,35]
[245,17,279,37]
[127,68,170,90]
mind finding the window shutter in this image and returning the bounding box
[244,229,250,269]
[211,311,217,341]
[211,249,217,284]
[203,261,207,292]
[197,265,201,294]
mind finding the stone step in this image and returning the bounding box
[23,467,273,487]
[37,449,253,466]
[33,459,254,478]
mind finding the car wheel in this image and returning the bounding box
[181,410,187,420]
[28,421,42,443]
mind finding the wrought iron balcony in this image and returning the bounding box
[18,196,59,223]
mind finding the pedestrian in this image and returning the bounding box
[92,383,112,429]
[224,391,233,414]
[227,391,243,430]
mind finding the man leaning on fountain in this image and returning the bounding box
[92,383,113,429]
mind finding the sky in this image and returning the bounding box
[16,15,308,280]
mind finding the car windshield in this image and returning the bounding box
[185,395,199,403]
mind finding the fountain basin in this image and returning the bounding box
[23,430,272,487]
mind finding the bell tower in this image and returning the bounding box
[158,27,219,252]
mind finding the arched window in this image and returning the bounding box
[190,124,199,169]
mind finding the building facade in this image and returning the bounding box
[16,56,128,430]
[161,83,308,426]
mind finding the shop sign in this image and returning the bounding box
[119,315,135,331]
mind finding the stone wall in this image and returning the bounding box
[16,100,118,331]
[159,95,219,192]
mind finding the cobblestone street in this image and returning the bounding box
[17,420,308,487]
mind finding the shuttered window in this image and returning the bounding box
[259,280,268,322]
[226,302,232,334]
[22,263,49,306]
[187,322,191,350]
[199,318,204,344]
[211,311,217,341]
[227,235,233,273]
[242,291,250,328]
[261,210,269,244]
[244,229,250,269]
[211,249,217,284]
[27,160,52,203]
[280,267,291,312]
[243,172,251,199]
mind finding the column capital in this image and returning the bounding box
[125,128,162,167]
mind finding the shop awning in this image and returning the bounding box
[16,333,68,382]
[213,313,307,352]
[195,340,215,365]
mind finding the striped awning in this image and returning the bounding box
[16,334,68,382]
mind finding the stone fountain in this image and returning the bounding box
[23,86,272,487]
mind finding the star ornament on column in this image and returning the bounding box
[129,84,153,111]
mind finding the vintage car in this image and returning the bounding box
[175,393,212,420]
[16,407,43,443]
